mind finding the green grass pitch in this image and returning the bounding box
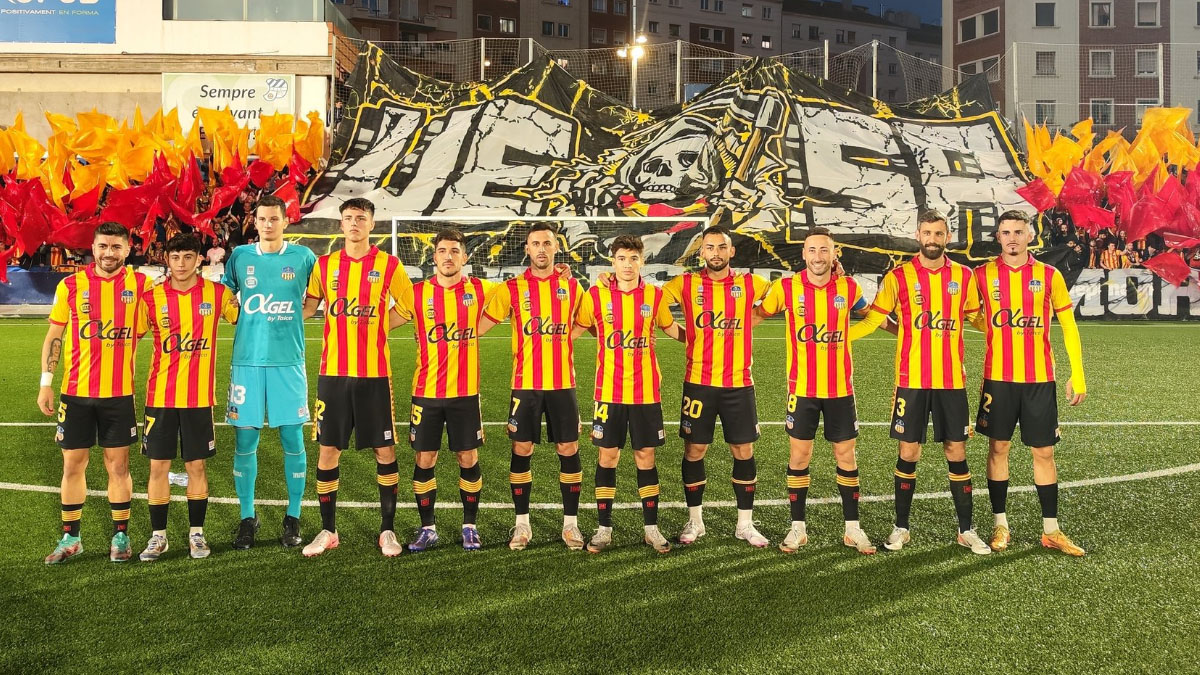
[0,317,1197,673]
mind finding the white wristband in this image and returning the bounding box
[40,372,53,387]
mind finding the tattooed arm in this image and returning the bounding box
[37,324,65,416]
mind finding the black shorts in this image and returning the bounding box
[889,387,970,444]
[679,383,760,445]
[976,380,1061,447]
[142,407,216,462]
[785,394,859,442]
[409,395,484,453]
[314,375,397,450]
[56,394,138,450]
[508,389,580,444]
[590,402,665,449]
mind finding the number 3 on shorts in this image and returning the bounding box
[894,397,906,417]
[229,385,246,405]
[410,404,423,426]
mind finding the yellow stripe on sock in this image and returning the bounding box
[187,493,208,501]
[376,473,400,486]
[413,478,437,494]
[111,510,131,520]
[949,472,971,482]
[638,484,660,498]
[509,471,533,484]
[894,470,916,479]
[786,477,811,488]
[317,480,339,494]
[684,480,707,488]
[594,487,617,500]
[836,477,860,487]
[731,478,757,486]
[148,496,171,505]
[558,472,582,484]
[458,478,483,492]
[61,510,82,521]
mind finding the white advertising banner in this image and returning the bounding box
[162,73,296,128]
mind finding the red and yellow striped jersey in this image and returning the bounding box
[867,258,980,390]
[760,272,863,398]
[307,246,412,378]
[576,279,675,404]
[485,270,584,391]
[662,270,769,388]
[396,276,501,399]
[974,257,1074,383]
[138,279,239,408]
[48,265,149,398]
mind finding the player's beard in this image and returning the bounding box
[531,255,553,273]
[806,260,829,276]
[920,243,944,260]
[704,258,729,273]
[98,257,123,273]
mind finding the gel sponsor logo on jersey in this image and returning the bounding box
[522,316,569,337]
[243,293,296,319]
[327,296,377,319]
[990,308,1044,329]
[795,323,844,344]
[913,311,956,331]
[426,322,476,344]
[604,330,650,350]
[162,332,210,354]
[78,319,135,341]
[695,310,743,331]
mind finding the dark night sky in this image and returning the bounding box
[878,0,942,24]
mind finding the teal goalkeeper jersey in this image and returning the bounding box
[222,241,317,367]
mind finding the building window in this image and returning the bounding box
[700,0,709,8]
[1035,51,1056,76]
[983,56,999,82]
[809,26,819,40]
[1136,98,1159,123]
[1136,1,1158,26]
[792,23,802,38]
[670,23,681,36]
[614,0,628,14]
[761,35,771,49]
[960,9,999,41]
[1035,2,1055,26]
[982,10,998,35]
[591,28,606,43]
[959,16,976,42]
[477,14,491,30]
[1090,1,1112,27]
[699,27,725,42]
[613,29,626,43]
[592,0,606,10]
[559,23,570,37]
[742,32,751,46]
[1035,100,1056,125]
[499,17,515,33]
[1089,50,1114,78]
[888,36,897,46]
[669,0,679,5]
[542,20,554,36]
[1196,1,1200,25]
[836,29,846,44]
[715,0,724,11]
[1091,99,1114,125]
[433,5,453,17]
[762,5,771,18]
[742,3,752,17]
[648,20,659,33]
[361,26,380,40]
[1136,49,1158,76]
[1195,50,1200,75]
[888,63,898,75]
[959,61,977,84]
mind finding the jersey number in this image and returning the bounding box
[981,393,993,414]
[57,402,67,424]
[895,397,907,418]
[681,396,703,419]
[787,394,798,414]
[312,400,326,441]
[510,397,521,417]
[410,404,423,426]
[144,415,156,438]
[593,403,609,423]
[229,385,246,406]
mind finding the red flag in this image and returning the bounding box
[1124,197,1172,242]
[1058,166,1103,206]
[1143,251,1193,286]
[1154,174,1186,219]
[48,217,102,250]
[288,149,312,186]
[0,243,15,283]
[1163,232,1200,249]
[247,158,275,189]
[272,180,301,222]
[1066,203,1115,236]
[15,181,54,254]
[1016,178,1057,212]
[69,184,103,219]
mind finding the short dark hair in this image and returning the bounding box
[340,198,375,216]
[433,228,466,248]
[526,222,558,241]
[918,208,946,225]
[93,222,130,241]
[255,195,287,216]
[165,233,203,255]
[998,209,1031,226]
[805,226,834,242]
[610,234,644,256]
[701,224,731,241]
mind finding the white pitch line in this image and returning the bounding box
[2,421,1198,428]
[1,462,1197,510]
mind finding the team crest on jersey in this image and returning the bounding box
[681,420,692,434]
[1029,279,1043,292]
[556,287,568,300]
[199,302,214,316]
[913,281,924,305]
[592,424,604,439]
[463,293,475,306]
[785,414,794,430]
[367,270,381,284]
[121,290,135,303]
[55,425,64,442]
[159,304,169,315]
[640,303,652,318]
[80,303,91,313]
[246,266,255,275]
[694,289,704,305]
[81,290,89,300]
[245,277,258,289]
[159,317,171,329]
[227,407,239,421]
[833,295,846,309]
[731,285,743,298]
[948,281,960,295]
[281,266,296,281]
[991,291,1001,301]
[894,419,905,434]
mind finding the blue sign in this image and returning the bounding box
[0,0,116,44]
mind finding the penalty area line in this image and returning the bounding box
[1,462,1198,511]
